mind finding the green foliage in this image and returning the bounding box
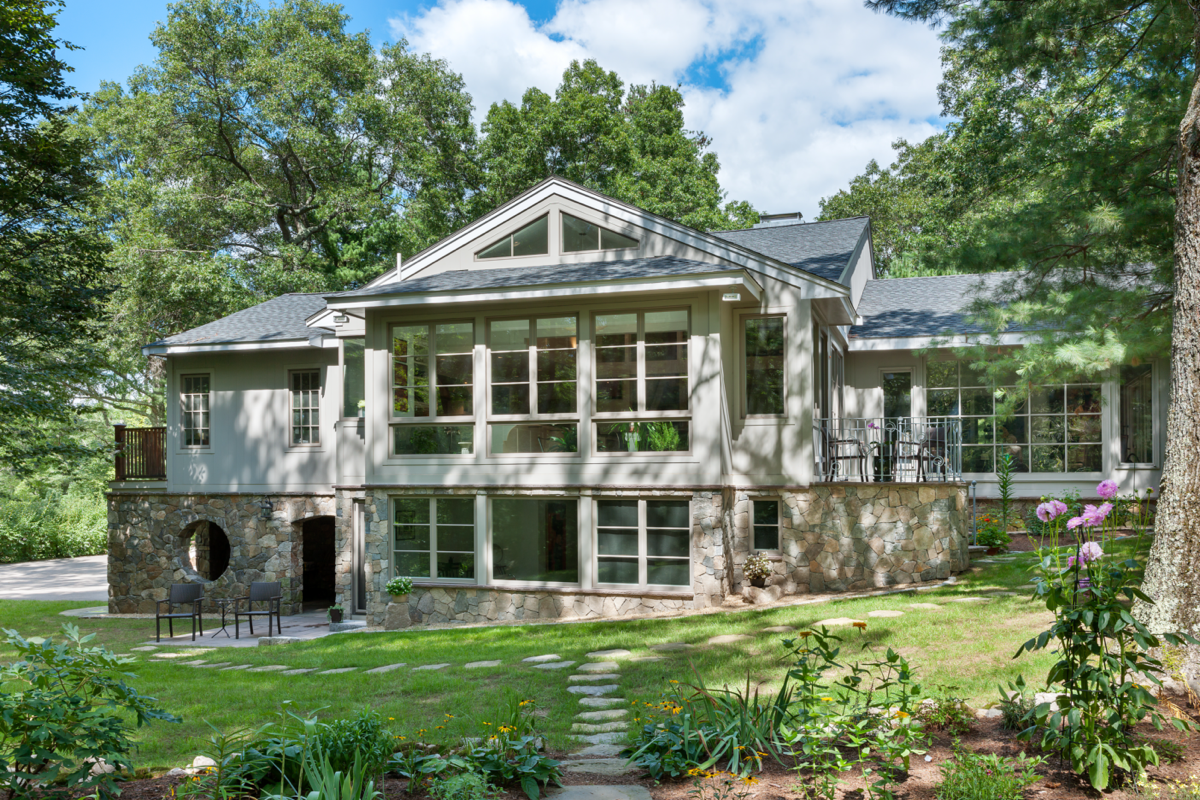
[385,577,413,597]
[1013,504,1199,789]
[478,60,757,232]
[261,751,382,800]
[995,454,1015,533]
[427,772,501,800]
[0,489,106,563]
[996,688,1033,733]
[974,513,1010,551]
[0,625,179,800]
[0,0,111,470]
[934,741,1044,800]
[743,553,772,582]
[916,687,973,734]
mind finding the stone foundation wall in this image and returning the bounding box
[727,483,969,593]
[390,586,694,627]
[107,492,334,614]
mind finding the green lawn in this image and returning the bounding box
[0,542,1148,774]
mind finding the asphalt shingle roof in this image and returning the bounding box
[330,255,742,299]
[150,293,331,347]
[711,217,869,282]
[851,272,1019,338]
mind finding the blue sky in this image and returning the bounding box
[54,0,946,215]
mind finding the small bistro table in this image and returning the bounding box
[211,598,236,638]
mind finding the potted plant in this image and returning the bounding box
[327,604,344,624]
[744,552,772,589]
[386,576,413,601]
[356,399,366,417]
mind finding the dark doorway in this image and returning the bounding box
[302,517,336,608]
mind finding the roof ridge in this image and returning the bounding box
[865,270,1020,283]
[711,216,869,235]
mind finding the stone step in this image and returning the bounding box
[576,709,628,722]
[649,642,691,651]
[568,684,620,696]
[585,649,631,659]
[569,673,620,683]
[247,664,289,672]
[318,667,357,674]
[570,744,624,758]
[366,663,407,673]
[280,668,317,675]
[523,654,561,663]
[571,722,629,734]
[579,697,626,708]
[412,663,449,671]
[534,660,577,670]
[463,660,500,669]
[570,732,628,745]
[577,661,618,673]
[546,787,651,800]
[559,758,635,776]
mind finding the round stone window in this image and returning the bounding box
[179,520,231,582]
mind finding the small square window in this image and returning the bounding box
[752,499,780,551]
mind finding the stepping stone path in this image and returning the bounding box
[628,656,663,662]
[547,787,652,800]
[586,649,631,659]
[463,660,500,669]
[578,661,619,673]
[534,660,577,670]
[366,663,407,673]
[194,662,232,669]
[412,663,448,671]
[707,634,750,645]
[867,610,904,618]
[220,664,250,671]
[318,667,357,675]
[537,649,643,762]
[523,654,561,663]
[280,668,316,675]
[570,674,620,682]
[247,665,289,672]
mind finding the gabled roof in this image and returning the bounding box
[145,293,331,351]
[329,256,751,301]
[851,272,1017,339]
[711,217,870,282]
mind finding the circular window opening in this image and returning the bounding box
[180,520,231,582]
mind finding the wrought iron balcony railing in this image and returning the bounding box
[814,417,963,483]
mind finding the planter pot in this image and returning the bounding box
[750,577,767,589]
[328,608,343,624]
[986,547,1001,555]
[389,593,410,603]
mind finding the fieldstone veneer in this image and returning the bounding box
[107,492,335,614]
[727,483,970,593]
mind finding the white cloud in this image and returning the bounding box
[391,0,944,215]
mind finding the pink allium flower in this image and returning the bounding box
[1067,516,1084,530]
[1077,503,1111,528]
[867,422,878,429]
[1079,541,1104,564]
[1067,555,1077,568]
[1036,500,1069,522]
[1097,480,1118,499]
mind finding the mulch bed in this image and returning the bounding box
[98,705,1200,800]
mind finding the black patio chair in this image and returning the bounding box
[818,422,868,481]
[234,581,282,639]
[155,583,205,642]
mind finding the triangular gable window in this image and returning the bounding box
[562,213,639,253]
[477,215,549,260]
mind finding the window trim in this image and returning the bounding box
[389,320,478,458]
[288,368,322,448]
[740,313,788,419]
[473,213,550,261]
[593,496,692,592]
[750,498,782,553]
[179,373,212,450]
[391,496,477,585]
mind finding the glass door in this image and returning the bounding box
[878,370,913,481]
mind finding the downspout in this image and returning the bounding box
[970,480,978,545]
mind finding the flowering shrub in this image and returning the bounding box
[1010,482,1199,789]
[743,552,772,582]
[385,576,413,596]
[974,514,1010,550]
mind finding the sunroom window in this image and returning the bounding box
[595,498,690,588]
[391,322,475,455]
[594,309,690,452]
[744,316,785,416]
[926,360,1102,473]
[488,316,578,454]
[393,497,475,581]
[561,213,638,253]
[492,498,578,584]
[477,215,549,259]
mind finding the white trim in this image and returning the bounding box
[848,332,1035,352]
[327,273,764,311]
[143,338,321,356]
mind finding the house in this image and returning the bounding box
[106,177,1165,624]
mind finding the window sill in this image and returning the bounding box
[409,582,692,600]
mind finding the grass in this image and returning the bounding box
[0,539,1151,774]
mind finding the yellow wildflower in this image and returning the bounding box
[821,697,834,702]
[852,621,867,630]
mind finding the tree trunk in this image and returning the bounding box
[1135,43,1200,662]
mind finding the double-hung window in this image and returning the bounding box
[391,322,475,455]
[488,316,579,453]
[290,370,320,445]
[751,499,780,551]
[594,309,690,452]
[393,498,475,581]
[744,316,785,416]
[181,375,210,447]
[1119,363,1154,465]
[595,498,691,588]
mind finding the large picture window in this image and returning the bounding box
[290,370,321,445]
[393,498,475,581]
[492,498,578,584]
[595,498,690,588]
[594,309,690,452]
[927,360,1102,473]
[392,322,475,455]
[181,374,210,448]
[1120,363,1154,464]
[744,317,785,416]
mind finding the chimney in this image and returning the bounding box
[753,212,803,229]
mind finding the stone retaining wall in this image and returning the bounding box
[106,491,334,614]
[727,483,969,593]
[384,587,695,628]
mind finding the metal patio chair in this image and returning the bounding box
[155,583,205,642]
[234,581,282,638]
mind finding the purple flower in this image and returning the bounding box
[867,422,878,429]
[1067,516,1085,530]
[1097,480,1118,499]
[1076,503,1111,528]
[1079,541,1104,564]
[1067,555,1077,568]
[1036,500,1069,522]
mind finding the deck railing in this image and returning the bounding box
[114,424,167,481]
[814,417,963,483]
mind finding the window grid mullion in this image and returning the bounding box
[637,314,646,413]
[638,499,647,587]
[528,318,537,416]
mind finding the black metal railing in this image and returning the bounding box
[814,417,963,482]
[114,424,167,481]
